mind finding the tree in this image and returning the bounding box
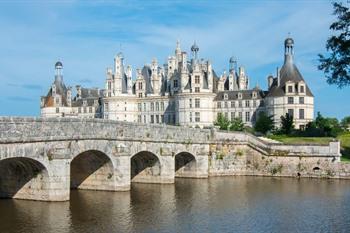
[229,118,244,131]
[341,116,350,131]
[214,113,230,130]
[280,113,294,135]
[318,2,350,88]
[214,113,244,131]
[306,112,343,137]
[254,112,274,134]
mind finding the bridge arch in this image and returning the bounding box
[175,152,198,178]
[0,157,50,200]
[70,150,115,191]
[131,151,161,183]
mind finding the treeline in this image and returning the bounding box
[214,112,350,137]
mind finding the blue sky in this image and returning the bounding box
[0,0,349,119]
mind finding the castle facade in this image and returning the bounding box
[41,37,314,129]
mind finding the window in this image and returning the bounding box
[124,107,127,111]
[224,94,228,100]
[189,99,192,108]
[288,85,293,93]
[104,103,109,111]
[156,102,159,111]
[288,109,294,117]
[151,115,154,123]
[138,93,143,98]
[138,82,143,90]
[288,97,294,104]
[156,115,159,123]
[238,101,242,108]
[161,115,164,123]
[217,102,221,108]
[144,115,146,123]
[168,115,171,124]
[224,101,228,108]
[299,109,305,119]
[238,93,242,99]
[195,75,200,84]
[56,108,59,113]
[252,92,257,98]
[299,97,304,104]
[108,82,111,90]
[245,100,250,107]
[56,97,60,105]
[151,102,154,111]
[300,85,305,93]
[231,101,235,108]
[231,112,235,121]
[143,103,146,111]
[239,112,242,120]
[89,107,92,113]
[78,107,81,113]
[84,107,87,113]
[189,112,192,122]
[174,80,178,88]
[195,99,200,108]
[253,100,256,107]
[195,112,200,122]
[245,112,250,122]
[195,87,200,93]
[138,103,142,111]
[138,115,142,123]
[161,102,164,111]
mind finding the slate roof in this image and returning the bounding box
[214,89,266,101]
[266,56,313,97]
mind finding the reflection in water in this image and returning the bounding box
[1,177,350,233]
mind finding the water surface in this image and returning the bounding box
[1,177,349,233]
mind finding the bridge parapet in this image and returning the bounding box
[0,117,212,144]
[0,117,341,158]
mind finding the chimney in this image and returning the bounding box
[276,67,280,86]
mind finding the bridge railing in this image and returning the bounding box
[0,117,340,157]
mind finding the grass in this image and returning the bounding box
[268,132,350,162]
[268,135,333,145]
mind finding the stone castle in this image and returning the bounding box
[41,37,314,129]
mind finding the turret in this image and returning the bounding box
[284,36,294,64]
[114,52,124,95]
[175,40,182,62]
[191,41,199,64]
[55,61,63,83]
[151,58,160,94]
[229,56,237,73]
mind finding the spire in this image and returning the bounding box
[176,39,180,51]
[284,33,294,64]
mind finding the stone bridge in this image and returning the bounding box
[0,117,342,201]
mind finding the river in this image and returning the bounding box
[0,177,349,233]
